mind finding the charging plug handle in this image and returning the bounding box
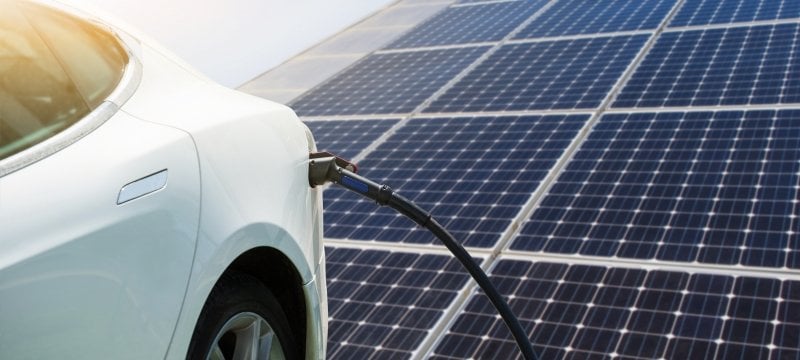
[309,152,538,360]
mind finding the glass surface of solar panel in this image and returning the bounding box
[513,0,675,39]
[384,0,548,50]
[431,259,799,359]
[322,115,588,248]
[305,119,399,160]
[325,247,475,359]
[670,0,800,27]
[614,23,800,109]
[425,35,648,113]
[290,47,487,116]
[511,110,800,269]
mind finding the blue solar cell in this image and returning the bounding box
[325,247,475,359]
[514,0,676,39]
[384,1,548,49]
[671,0,800,27]
[614,24,800,108]
[322,114,588,248]
[305,119,399,160]
[425,35,648,113]
[431,259,797,359]
[511,110,800,269]
[290,47,487,116]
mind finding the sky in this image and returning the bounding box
[60,0,394,87]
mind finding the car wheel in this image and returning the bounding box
[187,272,299,360]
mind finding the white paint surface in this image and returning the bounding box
[61,0,394,87]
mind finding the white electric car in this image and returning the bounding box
[0,0,327,359]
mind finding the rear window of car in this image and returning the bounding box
[0,1,128,161]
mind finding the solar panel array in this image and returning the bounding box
[294,0,800,358]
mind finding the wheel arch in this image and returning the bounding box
[220,246,307,357]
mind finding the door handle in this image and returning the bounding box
[117,169,168,205]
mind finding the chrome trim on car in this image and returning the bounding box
[0,34,143,178]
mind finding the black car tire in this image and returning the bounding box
[186,271,299,360]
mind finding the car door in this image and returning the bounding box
[0,2,200,358]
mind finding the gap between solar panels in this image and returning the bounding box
[666,16,800,32]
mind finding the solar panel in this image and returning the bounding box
[384,0,548,50]
[431,259,798,359]
[290,46,488,117]
[322,114,588,248]
[424,35,649,113]
[513,0,676,39]
[511,110,800,268]
[614,23,800,109]
[305,119,399,160]
[670,0,800,27]
[325,247,478,359]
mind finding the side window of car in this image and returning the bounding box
[23,2,128,108]
[0,1,128,162]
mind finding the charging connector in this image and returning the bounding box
[310,152,538,360]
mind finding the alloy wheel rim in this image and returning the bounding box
[207,312,285,360]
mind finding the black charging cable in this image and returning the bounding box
[309,152,538,360]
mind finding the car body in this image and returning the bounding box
[0,0,327,358]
